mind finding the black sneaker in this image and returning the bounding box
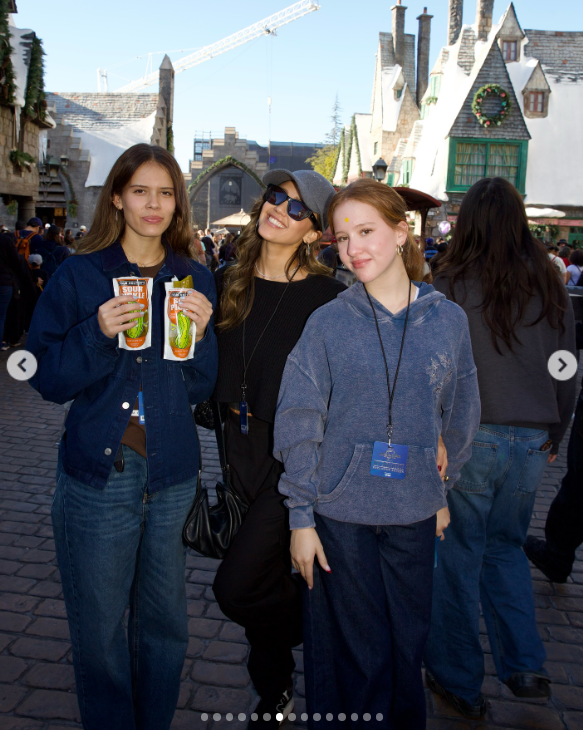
[505,672,551,699]
[523,536,570,584]
[426,671,487,719]
[248,684,294,729]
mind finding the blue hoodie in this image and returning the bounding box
[273,281,480,529]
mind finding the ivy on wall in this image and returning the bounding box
[23,35,46,121]
[342,125,353,185]
[0,0,16,105]
[352,115,362,177]
[330,134,343,183]
[187,155,265,193]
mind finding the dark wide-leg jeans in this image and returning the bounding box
[213,411,303,702]
[304,512,436,730]
[52,446,197,730]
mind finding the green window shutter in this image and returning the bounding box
[386,173,395,186]
[447,138,528,194]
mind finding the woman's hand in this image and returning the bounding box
[178,290,213,342]
[436,506,451,541]
[291,527,331,590]
[98,295,145,339]
[437,435,448,481]
[547,454,557,464]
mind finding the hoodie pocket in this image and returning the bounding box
[317,444,366,504]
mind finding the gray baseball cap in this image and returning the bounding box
[262,169,336,231]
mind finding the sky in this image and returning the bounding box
[13,0,583,173]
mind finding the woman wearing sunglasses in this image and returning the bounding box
[212,170,345,728]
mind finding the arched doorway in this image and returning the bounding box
[188,156,265,230]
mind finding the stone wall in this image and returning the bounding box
[0,106,40,224]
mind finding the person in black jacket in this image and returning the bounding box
[0,233,21,350]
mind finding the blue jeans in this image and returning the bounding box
[52,446,197,730]
[424,425,549,704]
[0,285,12,344]
[304,512,436,730]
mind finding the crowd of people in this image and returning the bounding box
[0,141,580,730]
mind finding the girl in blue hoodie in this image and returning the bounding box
[273,179,480,729]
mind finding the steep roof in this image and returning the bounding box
[46,93,160,130]
[523,31,583,82]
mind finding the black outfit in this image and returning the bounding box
[433,275,577,454]
[212,273,346,701]
[526,322,583,579]
[4,253,37,344]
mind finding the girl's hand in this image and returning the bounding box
[178,290,213,342]
[436,506,451,541]
[437,435,448,481]
[98,295,145,339]
[547,454,557,464]
[291,527,331,590]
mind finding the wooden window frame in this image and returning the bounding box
[446,138,528,194]
[502,40,518,62]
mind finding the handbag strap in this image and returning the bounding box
[211,400,230,484]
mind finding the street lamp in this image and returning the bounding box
[372,158,388,183]
[60,155,69,169]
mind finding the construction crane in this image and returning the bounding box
[106,1,320,93]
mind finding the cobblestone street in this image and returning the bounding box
[0,345,581,730]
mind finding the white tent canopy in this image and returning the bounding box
[212,209,250,226]
[525,207,566,219]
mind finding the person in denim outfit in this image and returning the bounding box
[274,179,480,729]
[26,144,217,730]
[424,177,577,718]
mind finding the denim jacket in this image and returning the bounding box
[27,242,218,492]
[274,282,480,529]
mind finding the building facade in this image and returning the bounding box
[185,128,322,230]
[334,0,583,241]
[0,1,55,227]
[41,56,174,233]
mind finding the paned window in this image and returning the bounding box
[448,139,527,193]
[529,91,545,113]
[401,159,413,186]
[502,41,518,61]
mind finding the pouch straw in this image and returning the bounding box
[112,277,153,350]
[164,275,196,361]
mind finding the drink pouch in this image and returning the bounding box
[164,275,196,361]
[112,277,153,350]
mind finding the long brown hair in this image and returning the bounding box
[78,144,192,257]
[433,177,567,353]
[328,178,426,282]
[218,196,333,331]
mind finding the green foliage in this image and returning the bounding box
[23,34,46,120]
[0,0,16,105]
[9,148,35,169]
[326,94,343,147]
[6,198,17,215]
[167,124,174,154]
[188,155,265,193]
[351,115,362,177]
[472,83,512,128]
[305,145,337,180]
[529,222,559,242]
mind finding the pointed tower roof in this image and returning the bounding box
[160,54,174,71]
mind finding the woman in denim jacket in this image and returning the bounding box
[274,180,480,728]
[27,144,217,730]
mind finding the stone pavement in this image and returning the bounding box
[0,345,581,730]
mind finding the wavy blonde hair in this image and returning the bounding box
[328,178,426,282]
[218,196,333,331]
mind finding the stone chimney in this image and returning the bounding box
[448,0,463,45]
[159,54,175,130]
[391,1,407,69]
[476,0,495,41]
[416,8,433,106]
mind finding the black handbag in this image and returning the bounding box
[183,401,248,559]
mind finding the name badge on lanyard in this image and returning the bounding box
[370,442,408,479]
[138,391,146,426]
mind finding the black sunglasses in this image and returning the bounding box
[263,184,319,229]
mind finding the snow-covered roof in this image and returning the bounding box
[354,113,372,173]
[402,121,424,159]
[381,66,407,132]
[9,25,33,108]
[76,112,158,188]
[409,3,583,206]
[388,138,408,174]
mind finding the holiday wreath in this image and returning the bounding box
[472,84,512,127]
